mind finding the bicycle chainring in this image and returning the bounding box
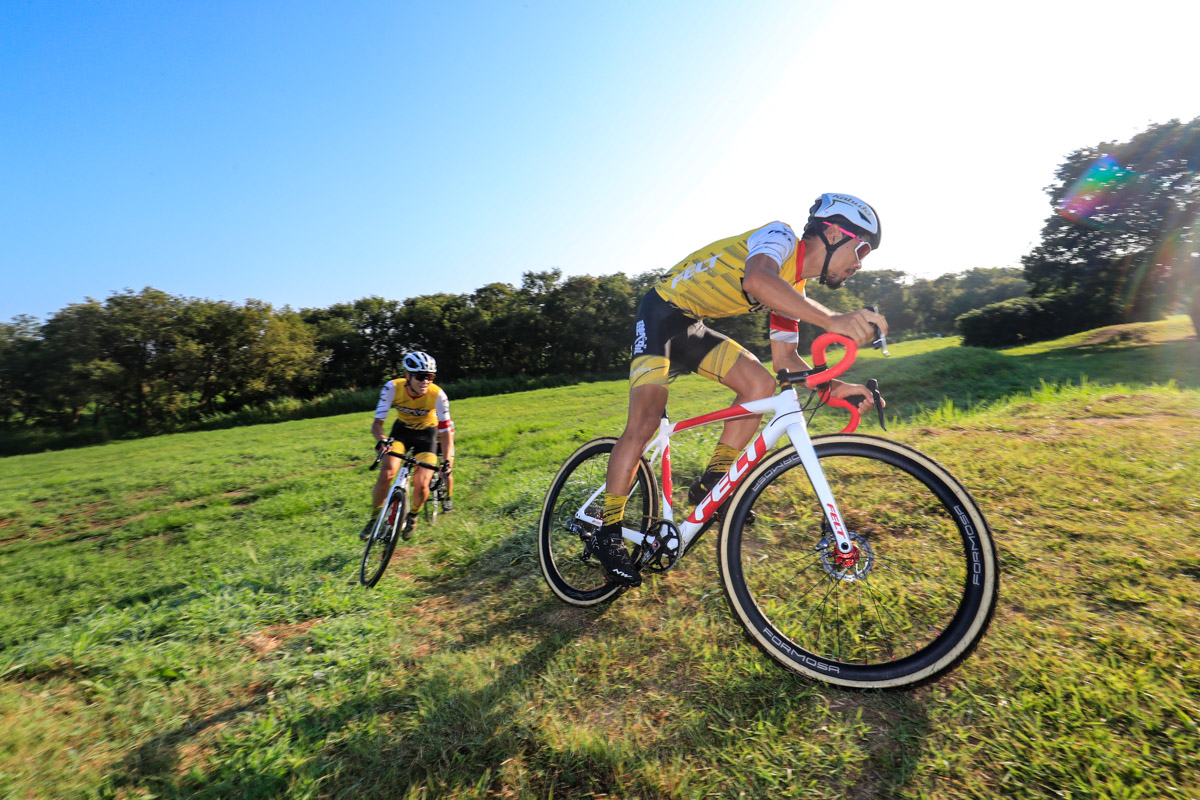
[639,519,683,574]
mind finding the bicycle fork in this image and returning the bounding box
[786,422,856,556]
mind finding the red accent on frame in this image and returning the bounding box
[661,442,673,499]
[673,404,757,434]
[685,432,769,524]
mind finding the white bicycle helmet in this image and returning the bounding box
[403,351,437,374]
[805,192,881,287]
[806,193,881,250]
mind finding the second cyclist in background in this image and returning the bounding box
[360,351,455,540]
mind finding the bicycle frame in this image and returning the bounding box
[367,444,442,538]
[368,457,414,539]
[576,333,867,559]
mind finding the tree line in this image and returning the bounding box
[960,117,1200,346]
[8,116,1196,452]
[1,266,1025,449]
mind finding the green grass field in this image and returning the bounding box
[2,317,1198,799]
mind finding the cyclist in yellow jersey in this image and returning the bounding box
[360,351,455,540]
[595,193,889,586]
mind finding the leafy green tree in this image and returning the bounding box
[1024,117,1200,335]
[177,299,319,412]
[0,316,43,425]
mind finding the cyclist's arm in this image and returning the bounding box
[436,392,454,467]
[372,380,395,444]
[743,255,885,345]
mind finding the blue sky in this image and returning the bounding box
[4,0,1199,323]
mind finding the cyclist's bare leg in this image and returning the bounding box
[411,462,433,510]
[606,383,669,495]
[711,355,776,452]
[372,453,401,508]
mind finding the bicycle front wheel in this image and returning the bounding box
[360,488,407,588]
[538,437,659,606]
[718,434,998,689]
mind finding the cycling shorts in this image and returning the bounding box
[628,289,755,390]
[387,421,438,466]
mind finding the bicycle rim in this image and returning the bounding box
[718,435,998,688]
[360,490,405,588]
[538,438,659,606]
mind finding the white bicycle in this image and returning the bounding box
[537,332,998,689]
[359,439,448,588]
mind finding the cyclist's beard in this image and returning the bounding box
[823,274,847,290]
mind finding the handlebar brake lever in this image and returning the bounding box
[864,305,891,357]
[838,379,887,431]
[866,378,887,431]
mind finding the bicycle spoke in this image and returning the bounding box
[721,438,997,686]
[538,439,659,606]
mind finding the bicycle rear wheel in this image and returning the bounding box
[538,437,659,606]
[718,434,998,689]
[360,488,407,588]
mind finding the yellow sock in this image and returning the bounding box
[602,492,628,526]
[704,443,740,478]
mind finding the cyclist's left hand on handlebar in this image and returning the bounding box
[831,380,885,413]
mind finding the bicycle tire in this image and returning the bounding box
[538,437,659,606]
[718,434,998,689]
[360,487,407,588]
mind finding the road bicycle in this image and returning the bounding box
[537,332,998,689]
[359,439,450,588]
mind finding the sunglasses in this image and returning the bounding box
[823,221,872,260]
[409,372,435,382]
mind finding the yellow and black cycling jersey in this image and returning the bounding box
[653,221,806,320]
[374,380,453,432]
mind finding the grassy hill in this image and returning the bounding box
[1,317,1198,799]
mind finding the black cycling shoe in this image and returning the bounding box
[687,472,718,506]
[359,513,381,541]
[401,512,418,540]
[593,523,641,586]
[441,498,453,513]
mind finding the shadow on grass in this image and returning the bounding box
[101,526,940,798]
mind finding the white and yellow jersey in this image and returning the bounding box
[654,222,806,318]
[374,380,453,432]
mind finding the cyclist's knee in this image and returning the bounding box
[726,359,774,400]
[620,412,660,446]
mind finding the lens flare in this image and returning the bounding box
[1056,155,1136,229]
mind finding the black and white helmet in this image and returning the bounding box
[403,351,437,374]
[807,193,881,251]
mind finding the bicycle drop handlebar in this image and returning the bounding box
[369,438,450,473]
[776,332,887,433]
